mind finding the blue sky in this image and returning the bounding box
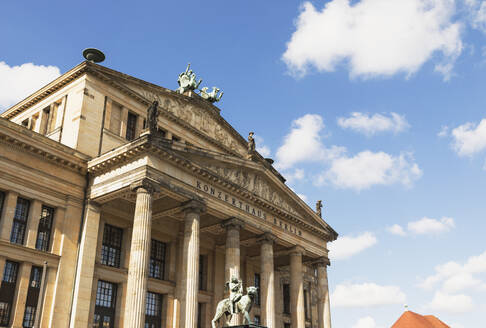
[2,1,486,327]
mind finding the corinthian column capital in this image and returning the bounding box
[130,178,159,194]
[221,217,244,230]
[182,199,206,214]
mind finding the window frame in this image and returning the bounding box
[145,291,162,328]
[0,261,19,326]
[283,283,290,315]
[254,273,261,306]
[149,239,166,280]
[126,112,138,141]
[10,197,30,244]
[35,205,55,251]
[93,280,117,328]
[100,224,123,268]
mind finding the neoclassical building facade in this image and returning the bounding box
[0,61,337,328]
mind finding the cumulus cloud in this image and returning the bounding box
[351,316,381,328]
[0,61,61,111]
[465,0,486,33]
[275,114,345,170]
[328,232,377,260]
[284,168,306,185]
[408,217,455,234]
[450,119,486,156]
[318,151,422,191]
[419,250,486,293]
[426,291,474,313]
[387,224,407,236]
[438,125,449,137]
[254,135,271,158]
[332,282,406,307]
[337,112,409,136]
[282,0,463,80]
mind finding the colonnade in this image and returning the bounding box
[117,179,332,328]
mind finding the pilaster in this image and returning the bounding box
[0,191,18,241]
[25,199,42,248]
[11,262,32,328]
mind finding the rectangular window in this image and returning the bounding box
[35,206,54,251]
[93,281,117,328]
[109,102,122,135]
[101,224,123,268]
[149,240,166,280]
[22,266,42,328]
[0,261,19,326]
[284,323,291,328]
[197,303,204,328]
[145,292,162,328]
[254,315,261,325]
[283,283,290,315]
[304,289,309,320]
[47,102,59,133]
[172,135,180,142]
[254,273,261,306]
[0,191,4,215]
[126,112,137,141]
[10,197,30,244]
[199,255,207,291]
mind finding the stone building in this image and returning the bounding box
[0,61,337,328]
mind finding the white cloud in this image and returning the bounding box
[275,114,345,170]
[387,224,407,236]
[282,0,463,80]
[407,217,455,234]
[426,291,474,313]
[296,193,308,202]
[284,168,306,184]
[0,61,61,111]
[465,0,486,33]
[351,316,381,328]
[419,251,486,293]
[450,119,486,156]
[332,282,406,307]
[254,135,271,158]
[328,232,377,260]
[318,151,422,191]
[337,112,409,136]
[438,125,449,137]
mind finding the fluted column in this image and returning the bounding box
[259,233,275,328]
[181,200,206,328]
[290,246,305,328]
[315,258,332,328]
[222,218,244,281]
[124,179,156,328]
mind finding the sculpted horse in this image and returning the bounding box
[211,286,258,328]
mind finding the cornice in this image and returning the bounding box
[0,118,89,174]
[87,134,337,241]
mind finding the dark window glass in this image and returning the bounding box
[149,240,166,280]
[0,261,19,326]
[35,206,54,251]
[23,266,43,327]
[145,292,162,328]
[101,225,123,268]
[254,273,261,306]
[11,198,30,244]
[283,283,290,315]
[304,290,309,320]
[284,323,291,328]
[0,191,5,216]
[254,315,261,325]
[126,112,137,141]
[199,255,207,291]
[197,303,203,328]
[172,135,180,142]
[93,281,117,328]
[22,306,36,328]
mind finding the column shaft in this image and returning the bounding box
[317,264,332,328]
[0,191,18,241]
[181,205,202,328]
[25,200,42,248]
[124,186,153,328]
[290,248,305,328]
[260,236,275,328]
[223,219,242,326]
[11,262,32,327]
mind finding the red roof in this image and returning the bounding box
[391,311,449,328]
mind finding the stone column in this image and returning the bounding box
[25,200,42,248]
[290,246,305,328]
[180,200,206,328]
[0,191,18,241]
[222,218,244,282]
[259,233,276,328]
[12,262,32,327]
[124,180,156,328]
[70,201,101,327]
[315,258,332,328]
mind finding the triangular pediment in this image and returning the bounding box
[88,64,249,158]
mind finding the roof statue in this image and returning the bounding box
[212,275,258,328]
[147,100,159,134]
[176,63,224,103]
[247,131,255,154]
[177,63,202,94]
[316,200,322,218]
[199,86,224,103]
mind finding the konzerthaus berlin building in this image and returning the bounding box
[0,60,337,328]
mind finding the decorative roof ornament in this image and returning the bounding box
[176,63,224,103]
[316,200,322,218]
[177,63,202,94]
